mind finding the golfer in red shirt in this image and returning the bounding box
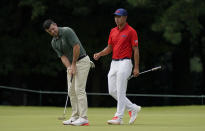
[94,8,141,125]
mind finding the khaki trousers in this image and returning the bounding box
[67,56,91,118]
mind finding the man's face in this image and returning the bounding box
[114,15,127,26]
[45,23,58,37]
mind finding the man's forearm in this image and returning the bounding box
[72,44,80,64]
[133,46,139,69]
[99,45,112,56]
[61,55,71,68]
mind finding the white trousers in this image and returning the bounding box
[108,59,137,118]
[67,56,91,118]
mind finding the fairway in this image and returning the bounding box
[0,106,205,131]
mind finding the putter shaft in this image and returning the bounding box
[58,75,73,120]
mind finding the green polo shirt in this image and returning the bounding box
[51,27,86,63]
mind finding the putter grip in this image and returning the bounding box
[70,75,73,82]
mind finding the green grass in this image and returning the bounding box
[0,106,205,131]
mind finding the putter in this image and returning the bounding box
[127,66,162,80]
[58,75,73,120]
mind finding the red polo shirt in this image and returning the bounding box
[108,23,138,59]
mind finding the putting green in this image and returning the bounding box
[0,106,204,131]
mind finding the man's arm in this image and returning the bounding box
[93,44,112,60]
[61,55,71,68]
[71,44,80,75]
[132,46,140,77]
[72,44,80,65]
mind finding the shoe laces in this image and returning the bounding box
[69,117,77,122]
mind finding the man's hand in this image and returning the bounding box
[93,45,112,60]
[93,53,101,60]
[133,67,139,77]
[70,64,77,75]
[67,64,77,75]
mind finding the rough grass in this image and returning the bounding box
[0,105,205,131]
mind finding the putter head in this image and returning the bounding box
[58,116,66,120]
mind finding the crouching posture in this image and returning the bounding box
[43,19,91,126]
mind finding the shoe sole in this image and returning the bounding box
[107,121,123,125]
[107,122,122,125]
[71,123,89,126]
[82,123,89,126]
[63,123,72,125]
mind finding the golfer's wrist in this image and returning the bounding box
[67,66,71,70]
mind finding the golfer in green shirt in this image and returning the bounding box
[43,19,91,126]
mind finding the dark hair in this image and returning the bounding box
[43,19,55,29]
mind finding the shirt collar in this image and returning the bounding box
[117,23,128,31]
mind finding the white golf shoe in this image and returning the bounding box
[128,105,141,124]
[63,117,78,125]
[107,116,123,125]
[71,117,89,126]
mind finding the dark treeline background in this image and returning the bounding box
[0,0,205,107]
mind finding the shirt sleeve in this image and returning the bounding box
[130,29,138,47]
[64,28,81,47]
[51,41,63,58]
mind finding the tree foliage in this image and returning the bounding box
[152,0,205,44]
